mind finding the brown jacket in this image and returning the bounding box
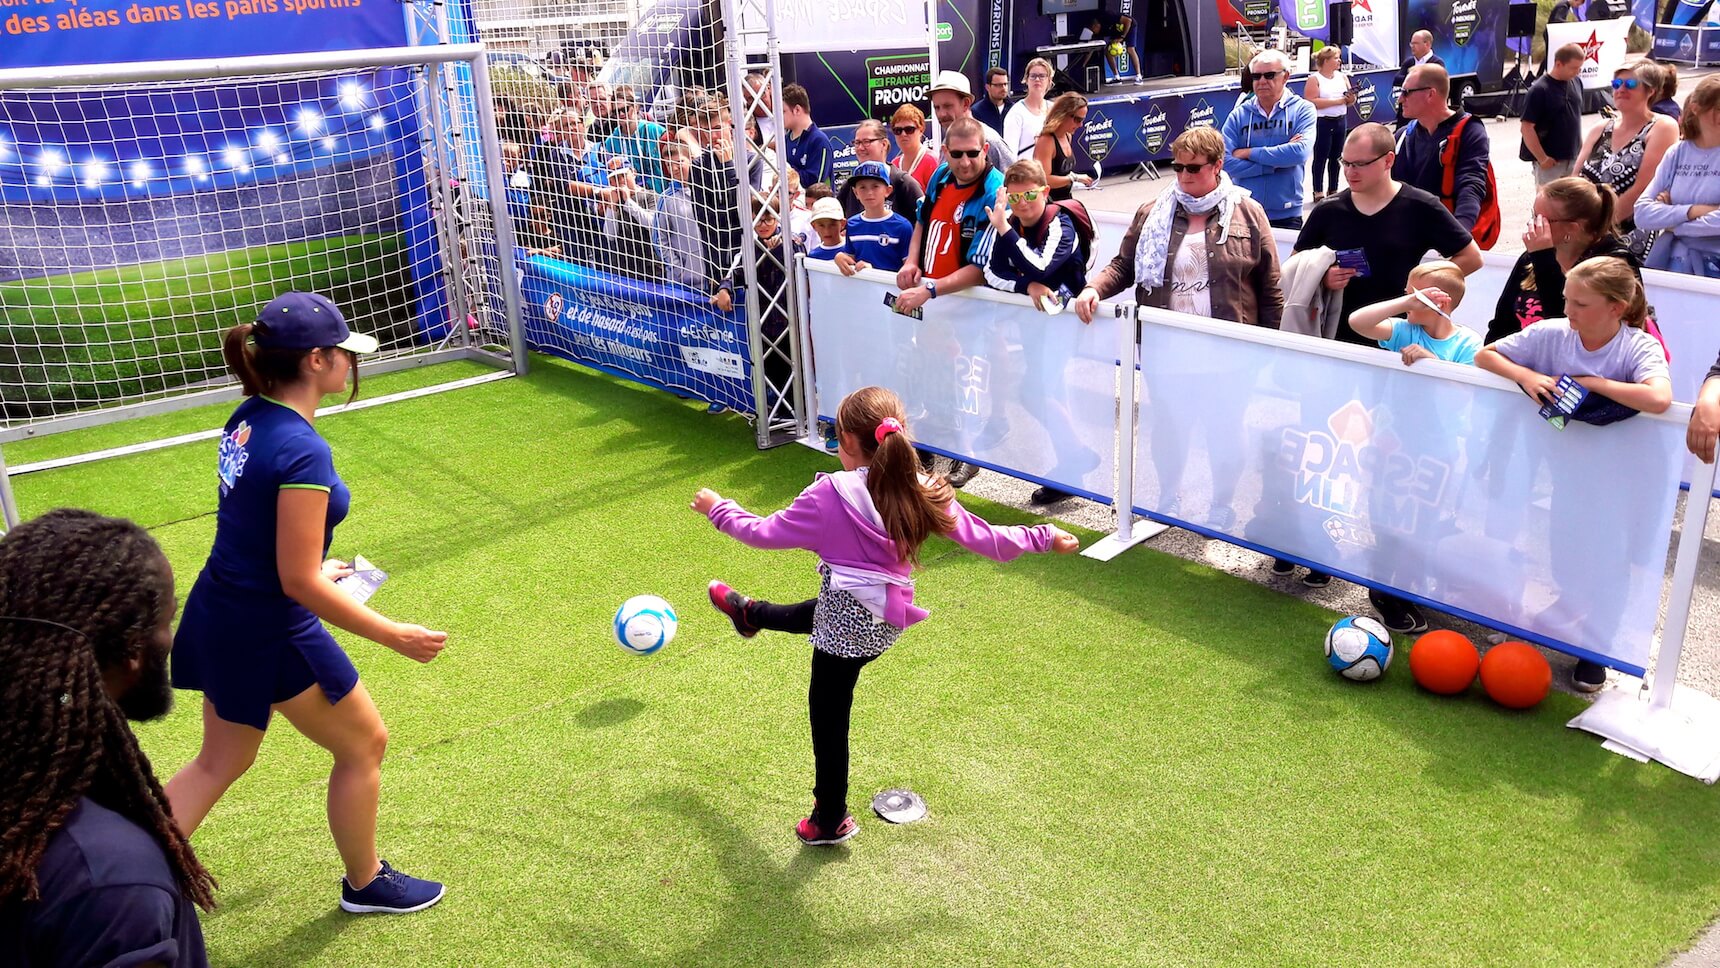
[1089,195,1284,329]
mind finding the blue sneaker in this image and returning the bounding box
[340,860,445,914]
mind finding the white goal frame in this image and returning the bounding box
[0,43,527,530]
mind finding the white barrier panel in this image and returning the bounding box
[1132,309,1687,676]
[804,261,1120,503]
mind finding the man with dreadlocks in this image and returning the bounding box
[0,509,214,966]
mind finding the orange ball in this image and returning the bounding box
[1479,641,1552,710]
[1409,630,1480,695]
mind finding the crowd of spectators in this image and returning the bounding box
[490,52,1720,689]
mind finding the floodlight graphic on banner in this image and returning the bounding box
[737,0,932,53]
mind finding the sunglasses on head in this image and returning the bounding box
[947,148,982,159]
[1167,161,1210,174]
[1006,189,1043,203]
[1253,70,1283,81]
[1612,77,1639,90]
[892,125,918,135]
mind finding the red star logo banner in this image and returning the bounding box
[1580,30,1603,64]
[1351,0,1371,12]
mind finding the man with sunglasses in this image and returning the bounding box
[1221,50,1316,230]
[1392,63,1493,236]
[894,118,1003,315]
[837,120,923,219]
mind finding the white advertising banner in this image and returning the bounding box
[1349,0,1401,71]
[1546,16,1635,88]
[804,263,1120,502]
[1131,311,1684,675]
[739,0,931,54]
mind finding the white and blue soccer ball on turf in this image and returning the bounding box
[614,595,678,655]
[1324,615,1393,682]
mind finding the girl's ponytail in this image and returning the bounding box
[838,387,954,564]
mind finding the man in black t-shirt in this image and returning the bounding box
[0,510,213,968]
[1285,123,1481,630]
[1520,44,1585,185]
[1296,123,1481,348]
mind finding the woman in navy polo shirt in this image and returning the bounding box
[164,292,449,915]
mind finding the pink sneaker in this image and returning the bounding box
[796,813,858,846]
[707,581,758,638]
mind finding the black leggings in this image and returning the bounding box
[1312,116,1347,194]
[744,597,876,833]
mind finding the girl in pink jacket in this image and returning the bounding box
[691,386,1079,846]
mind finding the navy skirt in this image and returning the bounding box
[172,570,360,731]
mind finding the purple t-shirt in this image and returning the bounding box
[1491,318,1670,384]
[0,798,208,968]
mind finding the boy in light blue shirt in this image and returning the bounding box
[1346,260,1480,366]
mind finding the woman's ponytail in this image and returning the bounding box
[220,321,317,397]
[838,387,954,564]
[222,323,264,396]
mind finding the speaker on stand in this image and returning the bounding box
[1498,2,1541,117]
[1328,0,1355,47]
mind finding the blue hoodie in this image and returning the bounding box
[1220,90,1315,221]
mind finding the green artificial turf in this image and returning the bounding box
[13,355,1720,967]
[0,235,413,419]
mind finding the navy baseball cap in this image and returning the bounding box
[850,160,893,186]
[253,292,378,354]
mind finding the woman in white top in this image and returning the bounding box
[1003,58,1055,158]
[1303,47,1354,202]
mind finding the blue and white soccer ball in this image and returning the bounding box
[614,595,678,655]
[1324,615,1394,682]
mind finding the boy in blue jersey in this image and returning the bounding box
[781,83,834,188]
[834,161,914,275]
[806,196,846,261]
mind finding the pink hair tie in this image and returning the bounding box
[874,417,904,444]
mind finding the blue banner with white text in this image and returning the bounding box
[1,0,409,70]
[519,255,756,413]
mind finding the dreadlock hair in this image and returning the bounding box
[0,509,216,910]
[836,387,955,564]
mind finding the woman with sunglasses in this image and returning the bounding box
[1004,57,1056,158]
[1033,92,1093,202]
[888,103,937,190]
[1075,127,1280,529]
[1574,62,1678,259]
[1633,74,1720,278]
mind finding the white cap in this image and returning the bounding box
[928,70,972,99]
[810,196,845,223]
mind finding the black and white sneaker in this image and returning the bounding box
[1270,558,1297,577]
[1302,570,1333,589]
[1572,659,1608,693]
[1369,592,1427,633]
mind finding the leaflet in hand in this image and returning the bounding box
[1334,248,1372,278]
[336,554,389,605]
[883,291,924,320]
[1537,375,1588,431]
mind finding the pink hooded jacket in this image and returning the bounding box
[705,469,1058,629]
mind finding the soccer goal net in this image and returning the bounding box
[0,44,525,519]
[468,0,807,445]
